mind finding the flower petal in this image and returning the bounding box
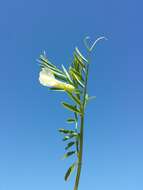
[39,68,75,92]
[39,68,57,87]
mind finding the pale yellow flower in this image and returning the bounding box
[39,68,75,92]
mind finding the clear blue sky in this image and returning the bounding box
[0,0,142,190]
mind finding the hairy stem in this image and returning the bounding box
[74,54,90,190]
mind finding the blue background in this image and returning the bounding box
[0,0,142,190]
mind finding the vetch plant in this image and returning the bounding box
[38,36,106,190]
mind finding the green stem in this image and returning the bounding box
[74,53,90,190]
[74,115,84,190]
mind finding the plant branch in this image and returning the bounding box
[74,52,90,190]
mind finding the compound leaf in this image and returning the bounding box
[63,151,76,159]
[75,47,88,63]
[65,142,75,150]
[67,118,76,123]
[62,102,81,114]
[64,163,76,181]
